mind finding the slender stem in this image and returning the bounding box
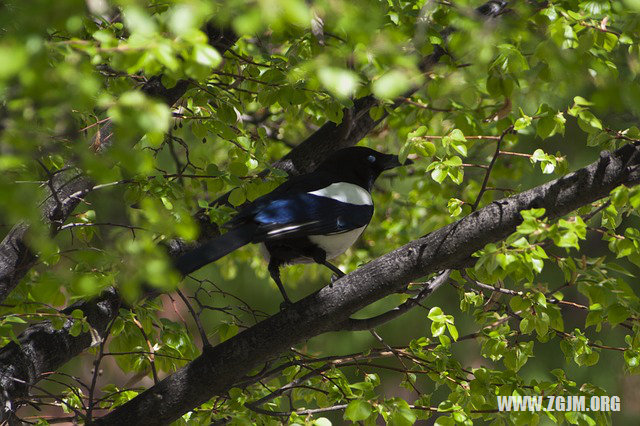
[498,150,532,158]
[471,125,513,211]
[87,315,119,422]
[176,289,211,347]
[131,316,159,384]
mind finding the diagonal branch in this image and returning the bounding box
[0,170,92,302]
[0,26,239,305]
[95,143,640,425]
[0,1,509,419]
[0,24,239,421]
[337,270,452,331]
[472,125,513,210]
[0,288,122,421]
[273,0,508,175]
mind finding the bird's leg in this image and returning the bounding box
[311,250,346,284]
[323,261,346,281]
[268,260,293,308]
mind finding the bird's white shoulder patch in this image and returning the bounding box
[308,182,372,205]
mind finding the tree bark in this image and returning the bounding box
[95,144,640,425]
[0,26,239,305]
[0,171,92,302]
[0,25,239,422]
[0,1,509,420]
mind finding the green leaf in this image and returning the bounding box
[427,307,444,321]
[431,167,447,183]
[408,126,428,139]
[510,295,526,311]
[218,323,239,342]
[602,32,618,51]
[450,140,467,156]
[447,198,464,217]
[531,149,546,162]
[218,104,237,124]
[431,322,446,337]
[372,70,410,100]
[193,45,222,67]
[314,418,332,426]
[536,116,556,139]
[573,96,594,106]
[153,43,179,71]
[435,416,455,426]
[228,188,246,207]
[369,105,385,121]
[416,141,436,157]
[586,130,612,147]
[389,399,417,426]
[577,110,603,133]
[123,6,157,35]
[514,115,532,130]
[446,323,459,341]
[344,400,373,422]
[607,304,630,326]
[449,129,465,142]
[318,67,359,99]
[69,321,83,337]
[2,315,26,324]
[228,161,248,177]
[160,196,173,210]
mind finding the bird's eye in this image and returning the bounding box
[367,155,376,163]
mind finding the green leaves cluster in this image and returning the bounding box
[3,0,640,424]
[428,307,459,344]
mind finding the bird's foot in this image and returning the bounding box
[330,274,340,285]
[279,299,293,311]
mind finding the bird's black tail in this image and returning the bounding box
[173,223,257,275]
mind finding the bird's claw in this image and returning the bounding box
[279,299,293,310]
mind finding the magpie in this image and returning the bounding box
[174,146,409,304]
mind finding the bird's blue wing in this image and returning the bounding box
[249,193,373,241]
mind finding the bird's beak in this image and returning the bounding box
[382,154,412,171]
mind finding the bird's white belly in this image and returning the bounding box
[309,225,367,260]
[260,226,367,264]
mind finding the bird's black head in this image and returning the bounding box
[316,146,409,190]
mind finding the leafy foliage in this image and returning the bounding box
[1,0,640,424]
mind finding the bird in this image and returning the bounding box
[173,146,410,305]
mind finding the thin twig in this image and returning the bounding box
[498,150,532,158]
[64,180,132,205]
[176,289,211,347]
[337,271,451,331]
[131,316,159,384]
[87,314,120,422]
[471,125,513,211]
[369,329,424,394]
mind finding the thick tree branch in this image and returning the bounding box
[0,26,239,306]
[0,1,509,419]
[273,1,507,174]
[91,25,239,152]
[0,171,92,302]
[95,143,640,425]
[0,25,239,421]
[0,288,121,422]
